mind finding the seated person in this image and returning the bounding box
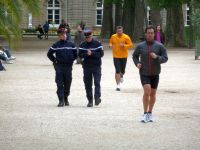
[0,46,14,64]
[2,46,16,60]
[36,24,44,39]
[0,59,6,71]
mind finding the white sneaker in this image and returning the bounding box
[141,114,149,123]
[9,56,16,60]
[116,84,120,91]
[5,60,13,64]
[120,77,124,83]
[148,113,153,122]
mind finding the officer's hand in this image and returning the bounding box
[87,50,92,56]
[150,52,158,59]
[53,60,58,65]
[137,63,142,69]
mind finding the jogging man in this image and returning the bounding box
[109,26,133,91]
[132,25,168,122]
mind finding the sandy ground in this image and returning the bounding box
[0,37,200,150]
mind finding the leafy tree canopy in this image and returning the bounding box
[147,0,190,9]
[0,0,40,48]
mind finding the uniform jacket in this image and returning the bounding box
[78,39,104,68]
[47,40,77,66]
[109,33,133,58]
[132,41,168,76]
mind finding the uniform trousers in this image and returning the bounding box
[83,66,101,102]
[54,64,72,101]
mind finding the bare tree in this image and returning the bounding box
[100,1,113,39]
[150,10,162,27]
[166,7,185,47]
[122,0,135,40]
[133,0,146,42]
[114,0,123,28]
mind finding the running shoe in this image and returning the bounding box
[148,113,153,122]
[141,113,149,123]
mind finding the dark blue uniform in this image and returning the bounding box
[47,40,77,106]
[79,39,104,106]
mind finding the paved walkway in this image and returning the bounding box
[0,37,200,150]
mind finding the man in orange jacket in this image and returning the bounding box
[109,26,134,91]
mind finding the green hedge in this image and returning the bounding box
[184,26,200,47]
[24,28,37,33]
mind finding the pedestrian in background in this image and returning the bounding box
[36,24,44,39]
[47,28,77,107]
[132,25,168,123]
[59,19,71,41]
[109,26,133,91]
[74,25,85,64]
[154,25,165,45]
[43,21,49,39]
[79,30,104,107]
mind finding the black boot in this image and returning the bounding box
[57,97,64,107]
[64,97,69,106]
[95,98,101,106]
[87,100,93,107]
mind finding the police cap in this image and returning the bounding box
[57,28,66,35]
[84,29,92,37]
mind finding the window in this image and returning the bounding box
[96,0,103,26]
[47,0,61,25]
[185,5,190,26]
[147,6,152,25]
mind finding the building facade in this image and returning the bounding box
[21,0,189,31]
[21,0,103,29]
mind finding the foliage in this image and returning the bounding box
[104,0,114,4]
[184,26,195,45]
[147,0,190,9]
[0,0,40,48]
[191,0,200,25]
[191,0,200,39]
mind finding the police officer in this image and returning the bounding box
[47,28,77,107]
[79,30,104,107]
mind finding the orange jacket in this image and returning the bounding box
[109,33,133,58]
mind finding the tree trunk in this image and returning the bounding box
[122,0,135,40]
[166,7,186,47]
[188,2,193,48]
[100,2,113,39]
[114,0,123,29]
[150,10,161,27]
[134,0,145,42]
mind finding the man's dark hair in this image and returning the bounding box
[145,25,155,33]
[116,26,123,30]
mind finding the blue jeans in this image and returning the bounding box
[0,61,5,71]
[0,53,7,61]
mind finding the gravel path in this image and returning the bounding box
[0,37,200,150]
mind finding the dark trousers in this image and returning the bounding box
[83,67,101,102]
[0,61,4,71]
[37,32,44,39]
[54,64,72,101]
